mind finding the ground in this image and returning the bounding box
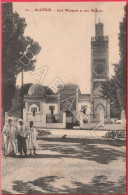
[1,136,126,194]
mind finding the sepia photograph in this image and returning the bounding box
[1,1,127,194]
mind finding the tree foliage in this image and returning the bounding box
[2,3,41,116]
[44,86,55,95]
[101,5,126,118]
[8,83,33,116]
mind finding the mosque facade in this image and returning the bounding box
[23,21,110,127]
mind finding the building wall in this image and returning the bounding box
[23,99,66,128]
[24,102,59,122]
[77,101,91,123]
[77,101,91,112]
[24,112,66,128]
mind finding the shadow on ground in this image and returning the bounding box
[12,176,60,194]
[1,139,126,194]
[2,175,125,194]
[62,175,126,194]
[9,139,126,164]
[35,139,126,164]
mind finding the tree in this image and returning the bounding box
[44,86,55,95]
[115,5,126,110]
[8,83,33,117]
[101,5,126,118]
[2,3,41,122]
[101,77,121,118]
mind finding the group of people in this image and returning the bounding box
[2,118,38,158]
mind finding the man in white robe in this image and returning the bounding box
[2,117,17,157]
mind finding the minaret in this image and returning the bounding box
[90,20,110,122]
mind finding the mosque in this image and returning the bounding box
[23,21,110,128]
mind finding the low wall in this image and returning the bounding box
[24,112,66,129]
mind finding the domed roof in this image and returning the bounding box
[28,84,46,96]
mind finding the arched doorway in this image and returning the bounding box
[95,103,105,122]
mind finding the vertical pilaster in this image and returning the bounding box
[75,86,79,116]
[58,87,61,114]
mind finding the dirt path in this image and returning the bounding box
[1,139,126,194]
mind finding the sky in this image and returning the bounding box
[13,2,126,94]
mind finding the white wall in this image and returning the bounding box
[24,112,66,129]
[23,100,66,128]
[78,101,91,113]
[24,101,59,123]
[77,101,91,123]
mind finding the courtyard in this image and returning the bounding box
[1,137,126,194]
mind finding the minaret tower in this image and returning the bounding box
[90,20,110,122]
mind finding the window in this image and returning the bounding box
[49,106,55,114]
[31,107,37,117]
[81,105,87,114]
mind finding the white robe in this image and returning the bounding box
[2,124,17,155]
[27,126,38,150]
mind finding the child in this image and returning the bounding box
[27,121,38,155]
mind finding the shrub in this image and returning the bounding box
[102,130,126,139]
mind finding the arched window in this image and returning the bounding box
[29,103,39,117]
[31,107,37,117]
